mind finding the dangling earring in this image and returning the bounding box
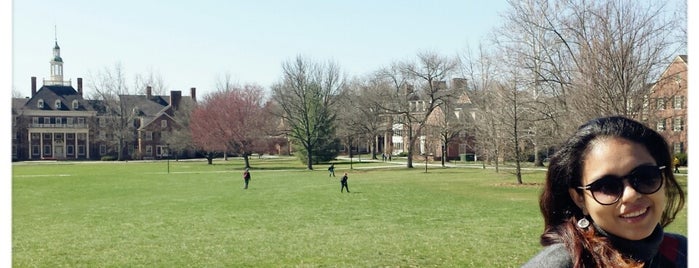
[577,217,590,229]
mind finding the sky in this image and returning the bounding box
[12,0,512,99]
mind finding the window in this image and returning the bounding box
[66,133,74,140]
[673,117,683,132]
[146,145,153,155]
[145,131,153,141]
[656,120,666,132]
[77,133,87,140]
[37,99,44,108]
[31,133,40,140]
[43,145,51,156]
[673,142,684,154]
[394,141,403,152]
[99,118,106,127]
[642,95,649,115]
[33,117,39,125]
[55,133,63,140]
[100,144,107,155]
[67,117,74,126]
[55,100,62,109]
[44,117,50,124]
[72,100,79,109]
[656,98,665,110]
[673,96,683,109]
[43,133,51,139]
[98,131,106,140]
[32,145,40,155]
[78,145,85,155]
[161,120,167,128]
[77,117,85,126]
[67,145,74,156]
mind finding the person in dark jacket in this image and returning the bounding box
[328,164,335,177]
[242,168,251,189]
[522,116,686,268]
[340,172,349,193]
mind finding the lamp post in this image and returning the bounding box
[166,143,170,174]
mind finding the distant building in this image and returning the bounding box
[381,78,477,160]
[644,55,687,155]
[12,39,196,161]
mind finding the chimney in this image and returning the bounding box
[146,86,152,99]
[77,78,83,96]
[31,77,37,97]
[170,90,182,110]
[431,80,447,90]
[190,87,196,102]
[452,78,467,90]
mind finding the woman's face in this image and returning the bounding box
[569,137,666,240]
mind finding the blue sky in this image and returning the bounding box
[12,0,511,98]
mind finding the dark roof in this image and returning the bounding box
[679,55,687,63]
[119,94,170,117]
[22,85,93,111]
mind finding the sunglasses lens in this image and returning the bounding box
[589,177,624,204]
[632,166,664,194]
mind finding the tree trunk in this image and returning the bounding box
[441,142,446,167]
[406,125,414,168]
[306,140,314,170]
[206,153,214,165]
[117,138,124,161]
[243,153,250,169]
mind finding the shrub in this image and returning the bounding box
[674,152,687,166]
[101,155,117,161]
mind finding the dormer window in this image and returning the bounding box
[55,100,62,109]
[72,100,79,109]
[37,99,44,108]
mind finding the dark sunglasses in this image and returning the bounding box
[577,165,665,205]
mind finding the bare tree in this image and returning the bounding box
[87,63,137,161]
[271,55,345,170]
[424,85,470,167]
[134,68,168,96]
[337,77,390,160]
[501,0,683,127]
[162,99,195,160]
[374,51,458,168]
[459,45,502,171]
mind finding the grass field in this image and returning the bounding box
[12,156,687,267]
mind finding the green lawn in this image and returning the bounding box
[12,157,687,267]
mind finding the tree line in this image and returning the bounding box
[88,0,686,180]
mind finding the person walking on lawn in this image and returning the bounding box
[328,164,335,177]
[340,172,350,193]
[242,168,251,189]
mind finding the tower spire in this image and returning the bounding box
[48,25,65,85]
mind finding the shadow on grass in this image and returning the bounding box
[495,182,544,188]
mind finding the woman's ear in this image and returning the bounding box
[568,188,588,215]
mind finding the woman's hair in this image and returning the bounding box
[538,116,685,267]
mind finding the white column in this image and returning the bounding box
[86,131,90,159]
[27,132,32,160]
